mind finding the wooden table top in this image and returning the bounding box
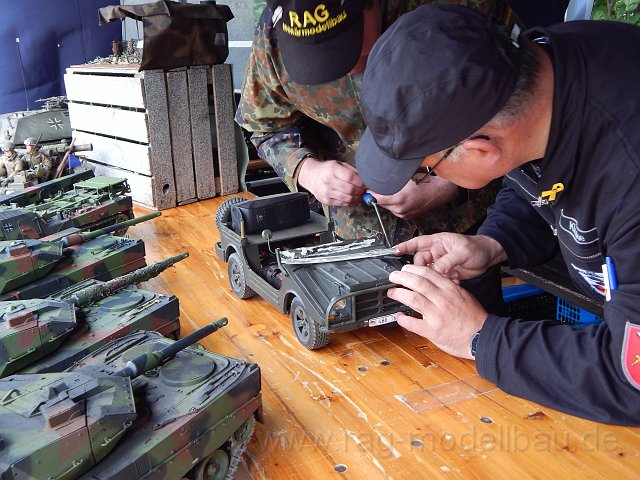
[131,195,639,480]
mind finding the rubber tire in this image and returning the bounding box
[227,252,255,299]
[290,296,330,350]
[215,196,245,231]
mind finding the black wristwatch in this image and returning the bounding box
[470,331,480,357]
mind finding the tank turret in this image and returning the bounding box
[0,319,229,480]
[0,211,160,293]
[0,252,188,377]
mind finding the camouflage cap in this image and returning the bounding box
[3,141,15,151]
[24,137,38,146]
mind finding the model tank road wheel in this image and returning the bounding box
[192,449,230,480]
[215,196,245,230]
[290,297,330,350]
[227,253,255,299]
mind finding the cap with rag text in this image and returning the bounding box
[269,0,367,84]
[356,4,519,195]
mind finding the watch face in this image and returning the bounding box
[471,331,480,357]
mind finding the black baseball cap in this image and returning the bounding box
[356,4,520,195]
[269,0,367,84]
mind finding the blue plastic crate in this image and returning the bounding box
[502,284,557,321]
[556,298,604,326]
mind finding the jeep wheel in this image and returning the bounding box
[215,196,245,231]
[228,252,255,299]
[290,297,330,350]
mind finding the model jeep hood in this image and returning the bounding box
[283,256,403,310]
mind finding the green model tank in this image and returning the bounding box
[0,170,95,208]
[0,177,135,241]
[0,319,263,480]
[0,252,187,377]
[0,213,159,301]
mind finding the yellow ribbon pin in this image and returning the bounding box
[541,183,564,202]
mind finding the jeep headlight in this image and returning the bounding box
[332,299,347,311]
[328,298,349,322]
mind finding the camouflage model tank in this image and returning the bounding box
[0,319,263,480]
[0,170,95,208]
[0,252,187,377]
[0,212,159,301]
[0,177,134,241]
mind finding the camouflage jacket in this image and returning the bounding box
[236,0,522,242]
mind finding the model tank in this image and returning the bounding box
[0,319,263,480]
[0,169,95,208]
[0,252,187,377]
[0,97,71,147]
[0,177,134,241]
[0,212,159,301]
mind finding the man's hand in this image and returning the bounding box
[298,158,365,206]
[394,233,507,281]
[368,176,458,219]
[388,264,488,359]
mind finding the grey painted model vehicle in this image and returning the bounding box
[215,193,412,350]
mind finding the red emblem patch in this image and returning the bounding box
[622,322,640,390]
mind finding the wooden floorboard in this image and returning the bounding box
[130,196,640,480]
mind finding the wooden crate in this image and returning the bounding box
[64,63,239,210]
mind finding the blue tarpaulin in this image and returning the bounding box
[0,0,121,114]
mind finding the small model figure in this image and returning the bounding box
[21,137,53,181]
[1,141,26,187]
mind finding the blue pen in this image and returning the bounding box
[606,256,618,291]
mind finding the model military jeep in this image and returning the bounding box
[215,192,412,349]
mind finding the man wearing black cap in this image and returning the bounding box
[236,0,522,314]
[356,4,640,425]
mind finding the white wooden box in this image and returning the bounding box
[64,63,239,210]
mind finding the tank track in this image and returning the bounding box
[225,416,256,480]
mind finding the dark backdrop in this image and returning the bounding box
[0,0,121,114]
[511,0,571,28]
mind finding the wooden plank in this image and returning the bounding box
[86,161,155,210]
[129,194,640,480]
[188,66,216,200]
[166,68,197,204]
[67,64,141,75]
[72,130,151,176]
[144,69,177,211]
[68,103,149,143]
[211,64,239,196]
[64,73,145,109]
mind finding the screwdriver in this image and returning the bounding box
[363,193,392,247]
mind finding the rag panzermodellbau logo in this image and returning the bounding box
[283,3,348,37]
[47,117,64,130]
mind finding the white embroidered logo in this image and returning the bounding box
[571,263,606,297]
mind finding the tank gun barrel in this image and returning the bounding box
[61,211,161,246]
[114,317,229,378]
[68,252,189,306]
